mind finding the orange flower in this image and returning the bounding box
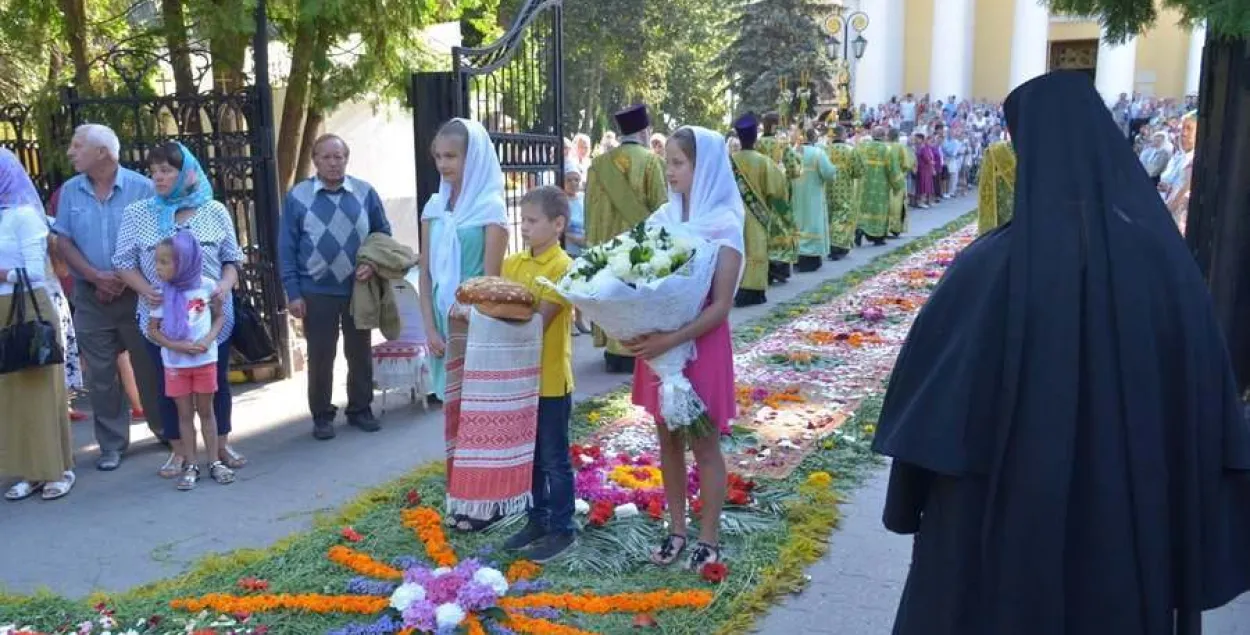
[401,507,458,567]
[327,545,402,580]
[506,559,543,582]
[505,612,597,635]
[805,331,838,346]
[170,593,387,615]
[464,615,486,635]
[499,590,714,614]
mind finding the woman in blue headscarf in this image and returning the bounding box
[0,149,77,501]
[113,142,249,478]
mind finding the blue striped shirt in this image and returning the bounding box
[53,167,154,279]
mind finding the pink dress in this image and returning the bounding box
[632,317,736,435]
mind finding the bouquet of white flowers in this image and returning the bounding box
[545,222,720,438]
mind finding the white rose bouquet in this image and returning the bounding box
[544,222,720,438]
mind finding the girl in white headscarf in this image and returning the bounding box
[562,160,591,335]
[418,119,509,399]
[624,126,743,572]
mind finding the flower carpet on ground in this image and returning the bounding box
[0,214,976,635]
[588,224,977,479]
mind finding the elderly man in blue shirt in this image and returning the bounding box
[54,124,165,471]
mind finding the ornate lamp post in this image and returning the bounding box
[822,0,869,122]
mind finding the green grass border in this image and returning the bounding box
[0,210,975,633]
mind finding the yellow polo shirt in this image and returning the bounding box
[502,244,574,397]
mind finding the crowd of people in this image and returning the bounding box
[564,93,1004,373]
[1,71,1232,617]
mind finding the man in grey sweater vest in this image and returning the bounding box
[279,135,392,440]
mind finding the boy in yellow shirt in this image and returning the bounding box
[499,185,577,562]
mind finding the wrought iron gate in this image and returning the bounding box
[0,48,287,376]
[412,0,564,253]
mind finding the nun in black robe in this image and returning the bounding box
[872,70,1250,635]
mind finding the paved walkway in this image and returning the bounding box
[0,197,974,598]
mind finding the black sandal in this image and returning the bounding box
[685,541,722,571]
[453,513,502,533]
[650,533,688,566]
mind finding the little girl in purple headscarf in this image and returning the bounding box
[147,230,234,490]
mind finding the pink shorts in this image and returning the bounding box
[165,363,218,398]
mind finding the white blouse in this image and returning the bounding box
[0,204,48,295]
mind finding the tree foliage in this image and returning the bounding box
[1043,0,1250,43]
[721,0,835,117]
[562,0,733,138]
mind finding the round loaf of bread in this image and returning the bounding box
[455,276,535,321]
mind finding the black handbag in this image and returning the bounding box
[230,290,276,364]
[0,268,65,374]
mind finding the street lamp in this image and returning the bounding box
[822,3,869,121]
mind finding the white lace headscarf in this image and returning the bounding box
[648,126,746,285]
[421,118,507,320]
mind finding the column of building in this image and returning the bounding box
[929,0,975,100]
[1094,28,1138,103]
[852,0,905,108]
[1008,0,1049,90]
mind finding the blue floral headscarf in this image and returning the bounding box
[154,142,212,236]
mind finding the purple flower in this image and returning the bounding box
[457,580,499,612]
[391,556,421,570]
[404,567,437,587]
[509,578,553,594]
[485,623,518,635]
[860,306,886,323]
[455,558,483,578]
[519,607,561,620]
[402,599,439,632]
[328,615,403,635]
[425,571,467,604]
[346,576,398,596]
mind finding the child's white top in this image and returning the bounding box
[150,276,218,368]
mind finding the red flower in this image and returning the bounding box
[147,616,164,628]
[93,602,107,612]
[232,611,252,622]
[340,526,363,542]
[236,576,269,592]
[726,489,750,506]
[646,499,664,520]
[588,499,615,527]
[632,613,659,628]
[700,562,729,584]
[690,498,704,515]
[406,489,422,507]
[255,627,270,635]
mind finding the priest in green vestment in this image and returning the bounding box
[756,112,803,284]
[585,104,667,373]
[887,128,916,237]
[855,127,904,246]
[824,125,864,261]
[978,140,1016,235]
[793,128,837,273]
[730,113,791,307]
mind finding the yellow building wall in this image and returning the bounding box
[1133,7,1191,97]
[903,0,934,96]
[1049,21,1101,42]
[972,0,1014,100]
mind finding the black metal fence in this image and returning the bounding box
[412,0,564,253]
[0,48,287,375]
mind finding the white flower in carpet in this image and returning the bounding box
[615,502,640,518]
[389,582,427,611]
[433,566,452,577]
[609,252,634,281]
[473,567,510,595]
[632,262,654,280]
[435,603,467,629]
[575,498,590,515]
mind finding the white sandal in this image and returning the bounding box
[5,480,44,501]
[40,471,75,501]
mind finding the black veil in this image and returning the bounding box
[872,71,1250,632]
